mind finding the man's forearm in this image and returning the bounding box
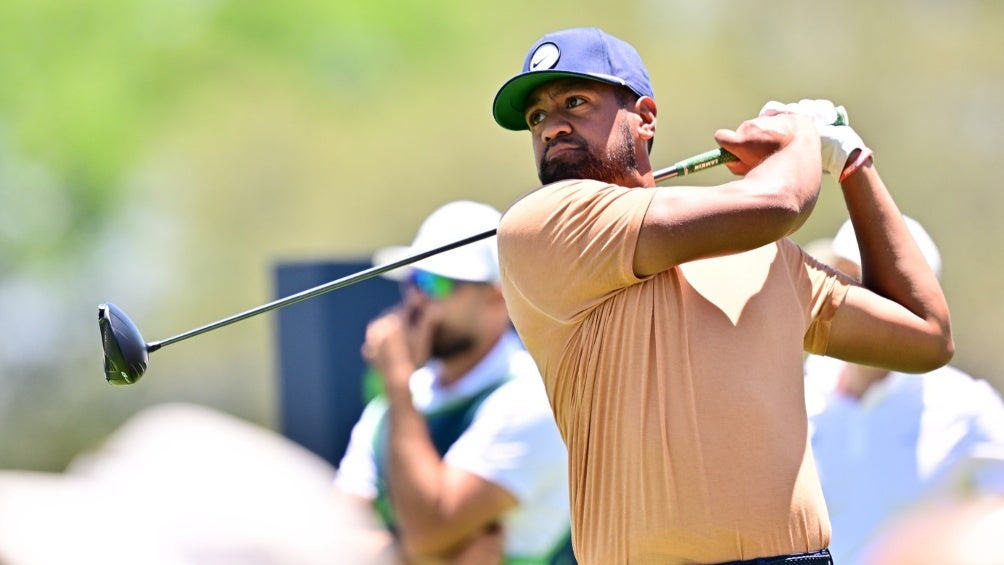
[839,157,954,367]
[840,158,949,323]
[383,381,455,552]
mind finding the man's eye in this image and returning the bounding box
[566,96,585,109]
[527,110,545,127]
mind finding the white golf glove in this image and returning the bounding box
[759,99,867,177]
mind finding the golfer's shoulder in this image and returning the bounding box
[499,178,619,236]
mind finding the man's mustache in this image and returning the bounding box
[542,136,588,162]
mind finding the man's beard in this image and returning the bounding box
[431,327,476,360]
[538,123,637,185]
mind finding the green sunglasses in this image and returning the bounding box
[405,270,460,300]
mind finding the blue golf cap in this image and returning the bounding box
[492,28,654,131]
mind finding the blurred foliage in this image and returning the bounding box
[0,0,1002,470]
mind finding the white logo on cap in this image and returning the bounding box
[528,42,560,71]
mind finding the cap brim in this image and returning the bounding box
[492,70,625,131]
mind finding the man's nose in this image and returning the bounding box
[541,115,572,144]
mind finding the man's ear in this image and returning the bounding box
[635,96,657,143]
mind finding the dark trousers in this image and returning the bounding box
[716,548,832,565]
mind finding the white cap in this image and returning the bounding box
[831,216,942,279]
[372,200,501,283]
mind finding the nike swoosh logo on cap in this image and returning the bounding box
[530,52,548,69]
[528,43,559,71]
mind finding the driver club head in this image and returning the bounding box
[98,303,149,385]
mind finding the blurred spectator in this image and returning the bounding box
[856,494,1004,565]
[804,217,1004,565]
[0,402,395,564]
[333,201,574,564]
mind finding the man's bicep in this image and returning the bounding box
[635,184,799,277]
[825,285,950,373]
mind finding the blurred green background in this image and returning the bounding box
[1,0,1002,471]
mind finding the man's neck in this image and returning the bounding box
[609,163,653,188]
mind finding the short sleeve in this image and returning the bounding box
[794,241,854,354]
[332,399,387,500]
[498,179,656,324]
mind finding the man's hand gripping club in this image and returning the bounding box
[760,99,869,179]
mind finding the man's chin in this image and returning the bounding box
[432,338,475,360]
[539,164,591,185]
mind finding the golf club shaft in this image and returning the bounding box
[147,230,494,351]
[147,147,737,352]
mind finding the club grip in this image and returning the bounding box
[655,148,738,181]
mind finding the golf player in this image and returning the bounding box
[334,200,575,564]
[491,27,953,564]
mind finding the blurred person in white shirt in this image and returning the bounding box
[804,217,1004,565]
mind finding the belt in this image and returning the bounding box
[716,548,833,565]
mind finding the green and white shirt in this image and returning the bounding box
[335,331,574,563]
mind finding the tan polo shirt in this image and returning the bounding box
[498,179,850,564]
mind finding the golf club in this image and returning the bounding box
[98,146,740,386]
